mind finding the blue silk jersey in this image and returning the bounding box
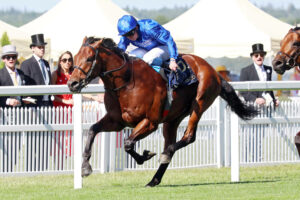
[118,19,178,59]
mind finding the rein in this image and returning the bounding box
[74,41,131,92]
[100,53,127,78]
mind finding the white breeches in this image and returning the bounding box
[129,45,170,65]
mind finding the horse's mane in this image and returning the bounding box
[293,27,300,31]
[85,37,130,60]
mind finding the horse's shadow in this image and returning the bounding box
[158,179,279,188]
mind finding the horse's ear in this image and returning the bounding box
[94,39,103,47]
[82,36,88,45]
[101,38,116,48]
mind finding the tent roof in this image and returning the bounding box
[164,0,292,58]
[20,0,129,59]
[0,20,29,40]
[0,20,34,58]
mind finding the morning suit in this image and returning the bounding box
[239,64,276,102]
[20,56,52,106]
[0,67,28,107]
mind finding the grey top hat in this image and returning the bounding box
[1,44,18,58]
[250,43,267,57]
[30,33,47,48]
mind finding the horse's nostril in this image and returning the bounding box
[272,59,283,68]
[71,81,79,88]
[67,80,80,92]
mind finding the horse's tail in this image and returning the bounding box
[219,76,259,120]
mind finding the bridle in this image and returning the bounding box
[73,40,130,91]
[276,29,300,69]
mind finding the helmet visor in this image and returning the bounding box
[123,28,136,37]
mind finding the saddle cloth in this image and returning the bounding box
[154,57,198,117]
[164,57,198,89]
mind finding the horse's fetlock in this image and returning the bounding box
[124,139,135,152]
[167,145,176,155]
[186,135,196,144]
[82,152,91,160]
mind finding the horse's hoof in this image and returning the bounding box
[145,178,160,187]
[82,164,93,177]
[143,150,156,161]
[159,153,171,164]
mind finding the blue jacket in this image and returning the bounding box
[118,19,178,59]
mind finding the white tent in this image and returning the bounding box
[0,20,34,59]
[164,0,292,58]
[20,0,130,60]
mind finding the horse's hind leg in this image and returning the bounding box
[146,119,181,187]
[295,131,300,156]
[82,114,124,177]
[161,97,215,169]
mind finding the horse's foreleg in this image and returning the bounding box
[124,118,157,165]
[81,122,99,177]
[146,120,180,187]
[82,114,124,177]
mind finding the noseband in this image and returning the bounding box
[276,29,300,68]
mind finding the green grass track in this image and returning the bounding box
[1,164,300,200]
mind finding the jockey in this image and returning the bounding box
[117,15,179,72]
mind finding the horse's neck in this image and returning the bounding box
[102,56,131,91]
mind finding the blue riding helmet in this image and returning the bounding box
[117,15,138,36]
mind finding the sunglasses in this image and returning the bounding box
[61,58,73,63]
[123,29,136,37]
[3,55,17,60]
[253,53,265,58]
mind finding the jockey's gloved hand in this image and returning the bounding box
[169,58,178,71]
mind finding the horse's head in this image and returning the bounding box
[272,27,300,75]
[68,37,127,92]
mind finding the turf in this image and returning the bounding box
[1,164,300,200]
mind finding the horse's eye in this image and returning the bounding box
[293,41,300,47]
[87,56,95,62]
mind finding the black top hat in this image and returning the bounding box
[250,43,266,57]
[30,34,47,48]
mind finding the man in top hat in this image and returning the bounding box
[20,33,52,106]
[239,43,279,107]
[0,45,32,107]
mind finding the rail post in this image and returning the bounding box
[73,94,83,189]
[231,111,239,182]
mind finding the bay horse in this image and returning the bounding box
[68,37,258,187]
[272,27,300,156]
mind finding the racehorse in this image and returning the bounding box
[272,27,300,156]
[68,37,258,187]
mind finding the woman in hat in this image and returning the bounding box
[216,65,231,82]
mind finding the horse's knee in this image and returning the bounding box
[124,138,135,152]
